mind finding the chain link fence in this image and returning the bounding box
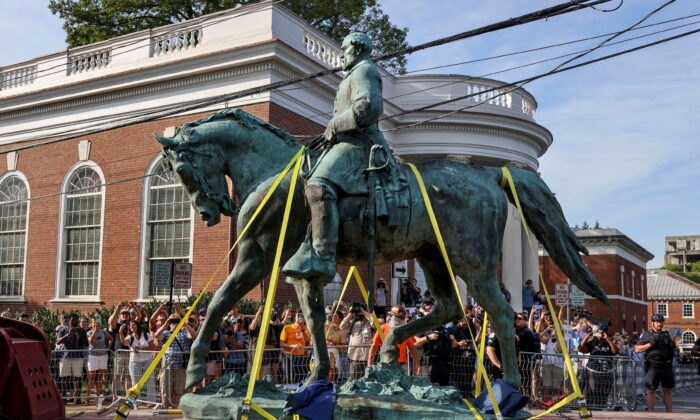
[49,347,700,411]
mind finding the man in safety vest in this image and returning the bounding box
[635,313,676,413]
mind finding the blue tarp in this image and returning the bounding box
[283,379,336,420]
[474,379,528,418]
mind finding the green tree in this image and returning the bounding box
[48,0,409,73]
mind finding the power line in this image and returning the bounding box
[0,0,612,155]
[386,5,696,132]
[4,6,697,206]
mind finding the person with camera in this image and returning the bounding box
[250,305,283,382]
[340,302,374,379]
[56,313,88,403]
[579,323,618,408]
[222,319,248,377]
[85,317,112,405]
[325,310,349,382]
[515,312,540,399]
[539,324,564,403]
[280,312,312,383]
[108,302,143,401]
[375,279,389,319]
[118,319,156,405]
[155,314,198,408]
[414,324,453,386]
[635,313,676,413]
[367,305,420,375]
[448,308,477,397]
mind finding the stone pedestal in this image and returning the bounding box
[180,366,530,420]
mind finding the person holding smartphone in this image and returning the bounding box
[578,323,618,408]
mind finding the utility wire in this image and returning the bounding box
[385,1,688,131]
[3,5,697,206]
[0,0,612,154]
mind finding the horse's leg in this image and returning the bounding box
[291,276,330,385]
[462,260,519,388]
[185,239,267,389]
[380,249,463,366]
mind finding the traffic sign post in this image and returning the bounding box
[555,284,569,307]
[392,261,408,278]
[569,284,585,306]
[173,263,193,289]
[152,261,172,289]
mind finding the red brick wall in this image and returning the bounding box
[647,300,700,344]
[540,253,648,335]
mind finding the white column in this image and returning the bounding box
[522,227,540,292]
[502,203,523,311]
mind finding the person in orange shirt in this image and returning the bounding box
[367,305,421,375]
[280,312,311,383]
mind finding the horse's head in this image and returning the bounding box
[155,130,236,227]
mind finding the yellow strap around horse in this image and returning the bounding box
[407,163,503,420]
[500,167,589,419]
[242,149,304,420]
[112,147,305,420]
[474,313,488,396]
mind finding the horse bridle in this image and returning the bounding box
[166,144,237,214]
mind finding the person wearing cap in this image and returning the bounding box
[340,304,374,379]
[578,322,618,408]
[367,305,420,375]
[280,312,311,383]
[635,313,676,412]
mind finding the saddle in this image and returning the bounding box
[300,140,410,228]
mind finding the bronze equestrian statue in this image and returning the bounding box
[155,32,609,392]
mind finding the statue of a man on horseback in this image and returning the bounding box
[282,32,405,282]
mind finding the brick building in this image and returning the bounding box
[540,228,653,336]
[646,269,700,352]
[0,3,553,313]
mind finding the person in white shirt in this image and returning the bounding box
[375,279,389,319]
[119,320,156,405]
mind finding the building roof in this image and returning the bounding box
[646,269,700,300]
[574,228,654,262]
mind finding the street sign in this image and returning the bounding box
[555,284,569,306]
[172,262,192,289]
[152,261,172,289]
[392,260,408,278]
[570,284,585,306]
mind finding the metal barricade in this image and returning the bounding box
[112,349,163,408]
[50,348,113,407]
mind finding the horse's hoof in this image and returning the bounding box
[185,362,206,390]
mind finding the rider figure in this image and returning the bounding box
[282,32,400,281]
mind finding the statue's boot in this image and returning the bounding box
[282,184,338,282]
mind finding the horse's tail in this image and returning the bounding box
[500,168,610,307]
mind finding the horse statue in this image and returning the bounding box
[155,108,609,390]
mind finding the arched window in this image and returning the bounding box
[142,158,193,296]
[682,331,696,346]
[60,165,103,297]
[0,175,28,297]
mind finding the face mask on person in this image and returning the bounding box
[389,317,405,327]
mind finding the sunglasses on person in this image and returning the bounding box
[515,316,527,321]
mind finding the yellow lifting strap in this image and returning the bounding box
[325,266,385,342]
[474,313,489,396]
[112,147,305,420]
[500,167,591,419]
[407,163,503,420]
[242,149,304,420]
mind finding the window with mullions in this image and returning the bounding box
[146,159,192,296]
[682,331,696,345]
[656,302,668,318]
[63,167,103,296]
[682,303,694,318]
[0,176,28,297]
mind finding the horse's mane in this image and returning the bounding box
[175,108,299,147]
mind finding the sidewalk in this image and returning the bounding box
[69,387,700,419]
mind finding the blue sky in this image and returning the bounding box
[1,1,699,267]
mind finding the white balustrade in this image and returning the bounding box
[466,83,513,109]
[151,28,203,56]
[0,65,37,90]
[68,49,111,75]
[521,96,536,119]
[304,32,341,67]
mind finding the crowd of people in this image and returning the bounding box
[5,277,698,411]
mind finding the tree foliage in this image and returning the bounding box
[48,0,409,73]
